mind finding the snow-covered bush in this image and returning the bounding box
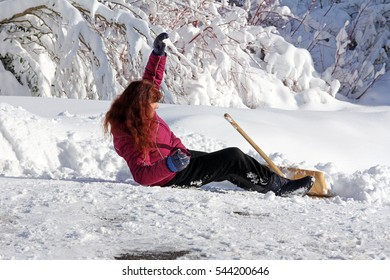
[0,0,153,99]
[0,0,388,106]
[246,0,390,100]
[141,0,337,107]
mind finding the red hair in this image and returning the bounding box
[104,80,162,151]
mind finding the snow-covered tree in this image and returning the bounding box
[0,0,153,99]
[245,0,390,100]
[0,0,388,106]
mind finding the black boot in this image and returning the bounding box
[266,173,289,194]
[278,176,314,196]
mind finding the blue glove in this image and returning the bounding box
[153,32,169,56]
[166,149,190,172]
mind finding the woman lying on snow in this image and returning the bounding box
[104,33,314,196]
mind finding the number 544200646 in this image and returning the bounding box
[215,266,269,276]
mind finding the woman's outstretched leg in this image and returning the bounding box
[166,147,314,195]
[166,147,277,193]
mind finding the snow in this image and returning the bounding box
[1,87,390,260]
[0,0,390,266]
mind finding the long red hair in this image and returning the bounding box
[104,80,162,151]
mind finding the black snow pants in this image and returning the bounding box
[164,147,279,193]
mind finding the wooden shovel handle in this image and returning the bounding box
[224,113,285,177]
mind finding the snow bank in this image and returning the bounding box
[0,102,127,181]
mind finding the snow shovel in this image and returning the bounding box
[224,113,331,197]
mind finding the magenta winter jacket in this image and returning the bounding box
[112,52,189,186]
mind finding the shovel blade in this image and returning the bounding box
[280,167,332,197]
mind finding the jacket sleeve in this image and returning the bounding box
[114,135,175,186]
[130,154,174,187]
[142,52,167,90]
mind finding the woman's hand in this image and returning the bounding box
[153,32,169,56]
[166,149,190,172]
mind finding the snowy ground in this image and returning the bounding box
[1,177,389,260]
[1,91,390,260]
